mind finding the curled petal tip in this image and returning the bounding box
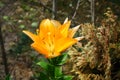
[74,25,80,30]
[68,25,80,38]
[75,36,84,41]
[64,17,69,24]
[22,30,26,33]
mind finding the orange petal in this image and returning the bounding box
[59,21,71,38]
[38,19,55,39]
[23,30,38,41]
[45,52,60,58]
[51,20,61,28]
[43,32,55,52]
[31,42,49,56]
[55,38,77,53]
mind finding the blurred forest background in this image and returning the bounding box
[0,0,120,80]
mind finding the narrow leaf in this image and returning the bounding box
[63,75,73,80]
[55,66,63,78]
[37,61,49,70]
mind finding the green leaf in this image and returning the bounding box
[37,60,56,78]
[3,16,9,21]
[39,72,49,80]
[37,61,49,70]
[57,53,69,65]
[55,66,63,78]
[31,22,38,27]
[19,25,25,29]
[0,1,5,7]
[34,72,49,80]
[48,53,68,66]
[49,53,69,65]
[63,75,73,80]
[5,74,12,80]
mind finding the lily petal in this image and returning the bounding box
[31,42,49,56]
[59,21,71,38]
[23,18,81,58]
[75,36,84,41]
[45,52,60,58]
[51,20,61,27]
[39,19,55,39]
[64,17,68,24]
[55,38,77,52]
[23,30,38,41]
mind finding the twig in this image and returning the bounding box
[0,21,9,75]
[0,0,13,76]
[52,0,56,19]
[71,0,81,20]
[91,0,95,25]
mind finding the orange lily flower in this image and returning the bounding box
[23,18,83,58]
